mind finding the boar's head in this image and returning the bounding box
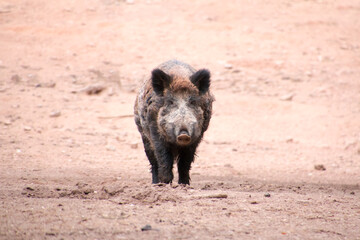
[151,68,211,147]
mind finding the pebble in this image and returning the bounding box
[206,193,228,199]
[84,84,106,95]
[50,111,61,118]
[108,70,121,85]
[0,87,8,92]
[23,126,32,131]
[314,164,326,171]
[264,193,271,198]
[141,224,152,231]
[224,63,233,69]
[2,119,11,126]
[11,74,21,83]
[130,142,138,149]
[106,145,116,151]
[35,82,56,88]
[108,87,115,96]
[274,60,284,66]
[280,93,294,101]
[281,75,302,82]
[27,73,38,81]
[305,71,313,77]
[224,164,233,168]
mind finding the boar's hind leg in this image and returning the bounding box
[177,148,196,185]
[141,136,159,184]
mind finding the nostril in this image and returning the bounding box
[177,133,191,145]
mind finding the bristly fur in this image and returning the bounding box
[134,60,214,185]
[169,76,199,94]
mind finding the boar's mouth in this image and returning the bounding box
[176,130,191,146]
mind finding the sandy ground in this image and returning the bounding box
[1,0,360,239]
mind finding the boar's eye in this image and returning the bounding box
[166,98,175,106]
[189,97,199,106]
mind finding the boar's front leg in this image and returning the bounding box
[177,147,196,185]
[150,132,174,184]
[141,136,159,184]
[155,144,174,183]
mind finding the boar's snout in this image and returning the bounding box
[176,129,191,146]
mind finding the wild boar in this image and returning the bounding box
[134,60,214,184]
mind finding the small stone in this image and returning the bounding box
[11,74,21,83]
[350,191,355,195]
[108,87,115,96]
[106,145,116,151]
[206,194,228,199]
[264,193,271,198]
[224,63,233,69]
[24,126,32,131]
[305,71,313,77]
[281,75,301,82]
[108,70,121,83]
[50,111,61,118]
[84,84,106,95]
[130,142,138,149]
[274,60,284,66]
[141,224,152,231]
[280,93,294,101]
[314,164,326,171]
[35,82,56,88]
[0,87,8,92]
[27,73,38,80]
[282,75,291,80]
[2,119,11,126]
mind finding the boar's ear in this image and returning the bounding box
[190,69,211,94]
[151,69,171,95]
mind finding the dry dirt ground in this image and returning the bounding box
[1,0,360,239]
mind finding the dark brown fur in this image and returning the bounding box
[134,60,214,184]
